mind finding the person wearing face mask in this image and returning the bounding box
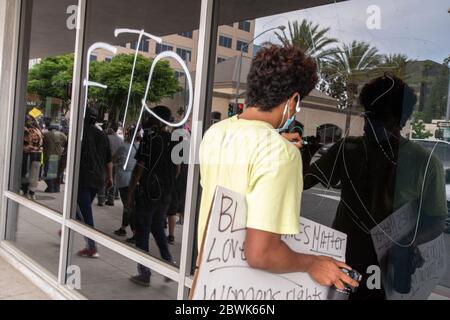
[303,74,447,299]
[198,44,359,291]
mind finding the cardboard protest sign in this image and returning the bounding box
[370,201,447,300]
[191,186,347,300]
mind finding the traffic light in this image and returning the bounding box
[228,103,237,117]
[228,103,244,117]
[237,103,244,115]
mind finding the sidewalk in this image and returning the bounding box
[0,255,49,300]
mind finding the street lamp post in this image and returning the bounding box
[446,7,450,121]
[445,69,450,121]
[234,25,286,109]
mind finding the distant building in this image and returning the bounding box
[94,21,256,76]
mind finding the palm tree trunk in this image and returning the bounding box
[344,83,357,133]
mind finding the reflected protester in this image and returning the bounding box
[42,118,67,193]
[127,106,177,287]
[21,115,43,200]
[76,107,113,258]
[303,73,447,299]
[114,125,140,241]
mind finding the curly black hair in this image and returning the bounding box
[143,105,172,129]
[246,44,318,111]
[359,73,417,128]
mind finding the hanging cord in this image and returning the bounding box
[302,128,371,232]
[363,113,397,165]
[304,171,373,234]
[141,129,164,201]
[342,129,438,247]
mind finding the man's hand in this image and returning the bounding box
[307,256,359,290]
[105,177,113,190]
[245,228,359,290]
[126,192,135,210]
[105,161,113,189]
[281,132,302,149]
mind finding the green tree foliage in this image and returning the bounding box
[411,119,433,139]
[318,76,347,109]
[27,54,74,109]
[89,54,181,121]
[275,19,337,71]
[422,61,449,122]
[381,54,411,79]
[322,41,382,130]
[27,53,181,122]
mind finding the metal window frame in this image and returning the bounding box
[0,0,217,300]
[236,39,249,53]
[238,20,251,32]
[155,42,175,54]
[175,47,193,63]
[0,0,23,241]
[176,0,218,299]
[218,34,233,49]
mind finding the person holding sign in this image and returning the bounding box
[199,44,359,291]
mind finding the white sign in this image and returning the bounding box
[191,186,347,300]
[370,201,447,300]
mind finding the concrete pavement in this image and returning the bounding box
[0,255,49,300]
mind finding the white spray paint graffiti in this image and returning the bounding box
[114,28,162,128]
[81,43,117,139]
[81,28,193,170]
[123,49,194,169]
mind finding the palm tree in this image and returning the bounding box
[381,54,410,79]
[275,19,337,70]
[323,41,383,132]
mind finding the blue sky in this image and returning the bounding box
[255,0,450,63]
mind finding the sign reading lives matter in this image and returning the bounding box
[191,186,347,300]
[370,201,447,300]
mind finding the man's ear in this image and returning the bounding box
[289,94,300,114]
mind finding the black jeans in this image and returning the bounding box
[76,187,98,250]
[119,187,135,230]
[134,193,172,279]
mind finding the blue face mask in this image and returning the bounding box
[277,115,295,133]
[276,97,300,133]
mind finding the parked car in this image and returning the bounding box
[411,139,450,233]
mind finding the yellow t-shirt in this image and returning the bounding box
[198,116,303,248]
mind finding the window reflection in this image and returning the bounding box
[72,0,200,283]
[207,0,450,298]
[14,1,75,213]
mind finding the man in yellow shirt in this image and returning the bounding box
[199,45,358,290]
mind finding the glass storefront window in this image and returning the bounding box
[201,0,450,299]
[66,231,177,299]
[8,0,77,213]
[70,0,201,284]
[1,0,449,300]
[6,202,61,277]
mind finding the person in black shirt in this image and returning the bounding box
[304,74,447,299]
[76,107,113,258]
[127,106,177,286]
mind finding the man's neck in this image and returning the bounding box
[238,107,278,129]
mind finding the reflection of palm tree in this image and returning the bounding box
[275,19,337,68]
[323,41,382,131]
[382,54,410,79]
[444,56,450,67]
